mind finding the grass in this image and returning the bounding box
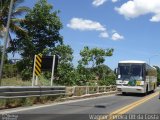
[0,95,65,109]
[0,77,114,109]
[0,76,64,109]
[1,77,31,86]
[1,76,51,86]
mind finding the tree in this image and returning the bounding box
[8,0,63,59]
[0,46,8,63]
[77,46,114,85]
[79,46,114,68]
[0,0,29,41]
[95,64,116,86]
[8,0,63,80]
[51,45,76,85]
[153,66,160,85]
[52,45,73,63]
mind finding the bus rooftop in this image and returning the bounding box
[119,60,146,64]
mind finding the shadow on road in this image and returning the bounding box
[58,104,107,109]
[116,92,154,97]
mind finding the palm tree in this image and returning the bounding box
[0,0,29,42]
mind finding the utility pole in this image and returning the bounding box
[0,0,14,86]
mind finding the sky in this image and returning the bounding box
[9,0,160,69]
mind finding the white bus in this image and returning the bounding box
[116,60,157,95]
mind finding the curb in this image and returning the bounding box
[62,91,119,101]
[0,91,118,110]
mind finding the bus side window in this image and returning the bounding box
[145,64,149,76]
[142,66,144,77]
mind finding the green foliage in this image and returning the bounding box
[49,44,76,86]
[3,0,116,87]
[98,73,116,86]
[56,63,74,85]
[79,46,114,67]
[8,0,63,81]
[16,59,33,81]
[77,46,115,86]
[93,65,115,80]
[21,68,32,81]
[42,71,51,80]
[52,45,73,63]
[0,46,9,64]
[0,99,6,108]
[0,45,17,78]
[153,66,160,85]
[50,45,114,86]
[0,0,29,42]
[9,0,63,59]
[76,64,95,85]
[0,96,66,109]
[7,98,24,108]
[3,64,17,78]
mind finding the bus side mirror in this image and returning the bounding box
[114,68,118,75]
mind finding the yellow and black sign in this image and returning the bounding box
[34,54,42,76]
[33,54,59,76]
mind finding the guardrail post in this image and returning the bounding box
[85,86,90,94]
[88,86,90,94]
[104,86,106,93]
[110,85,112,91]
[72,86,75,96]
[85,86,88,94]
[97,86,99,93]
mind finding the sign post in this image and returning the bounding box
[32,54,42,86]
[35,76,38,86]
[51,55,56,86]
[32,54,58,86]
[32,55,36,86]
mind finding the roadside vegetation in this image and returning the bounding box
[153,66,160,85]
[0,0,160,110]
[0,95,65,109]
[0,0,116,86]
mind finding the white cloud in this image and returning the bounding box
[111,32,124,41]
[99,32,109,38]
[115,0,160,22]
[67,18,106,31]
[67,18,124,40]
[150,14,160,22]
[92,0,107,7]
[67,18,109,38]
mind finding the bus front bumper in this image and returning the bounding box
[117,86,145,93]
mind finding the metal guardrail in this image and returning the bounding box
[0,85,116,99]
[0,86,66,98]
[66,85,116,96]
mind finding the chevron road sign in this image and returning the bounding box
[34,54,42,76]
[32,54,58,86]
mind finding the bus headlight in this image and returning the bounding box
[136,81,144,86]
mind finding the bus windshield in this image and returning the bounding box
[118,64,143,80]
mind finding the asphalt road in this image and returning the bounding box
[128,95,160,114]
[0,91,159,120]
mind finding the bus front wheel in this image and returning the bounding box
[152,84,156,93]
[145,86,148,95]
[122,92,127,95]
